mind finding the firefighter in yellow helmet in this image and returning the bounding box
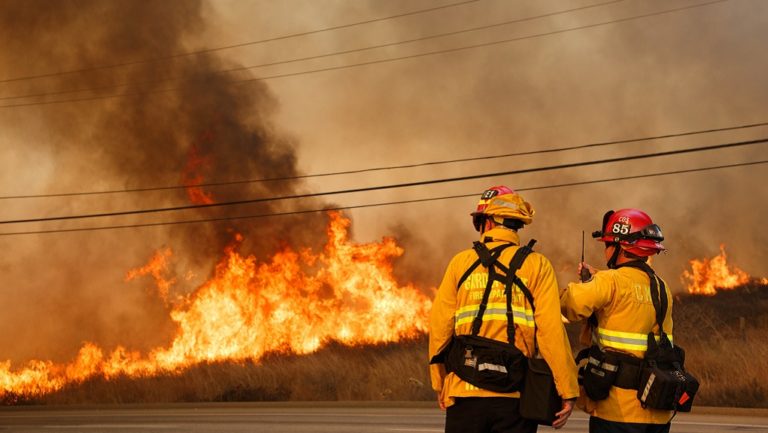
[429,186,579,433]
[560,209,675,433]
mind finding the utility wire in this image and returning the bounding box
[0,0,480,84]
[244,0,727,82]
[0,0,623,102]
[1,137,764,226]
[1,159,764,236]
[2,120,765,201]
[0,0,727,109]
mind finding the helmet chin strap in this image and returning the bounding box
[607,243,622,269]
[481,216,496,234]
[477,215,488,234]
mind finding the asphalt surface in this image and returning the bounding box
[0,402,766,433]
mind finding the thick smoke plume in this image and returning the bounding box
[0,0,327,364]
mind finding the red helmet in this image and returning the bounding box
[592,209,665,257]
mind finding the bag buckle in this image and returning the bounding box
[463,346,477,368]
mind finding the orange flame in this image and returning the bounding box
[182,143,215,205]
[125,247,176,304]
[682,244,765,295]
[0,211,432,398]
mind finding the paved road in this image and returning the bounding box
[1,402,766,433]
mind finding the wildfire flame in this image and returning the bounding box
[181,143,215,205]
[125,247,176,305]
[682,244,767,295]
[0,212,432,399]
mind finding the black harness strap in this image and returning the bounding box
[504,240,536,346]
[505,239,537,306]
[473,240,498,268]
[470,244,510,336]
[457,243,510,289]
[469,239,537,342]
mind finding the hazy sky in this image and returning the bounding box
[1,0,766,363]
[209,0,768,277]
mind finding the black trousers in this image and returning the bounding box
[445,397,537,433]
[589,416,671,433]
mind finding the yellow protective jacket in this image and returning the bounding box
[560,265,674,424]
[429,227,579,408]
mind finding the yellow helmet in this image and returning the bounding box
[471,186,535,231]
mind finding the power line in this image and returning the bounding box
[0,0,727,109]
[1,137,764,226]
[0,0,480,85]
[245,0,727,82]
[2,119,766,200]
[0,0,623,102]
[1,159,764,236]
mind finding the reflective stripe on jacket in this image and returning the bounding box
[596,327,673,352]
[429,227,579,408]
[560,266,674,424]
[455,301,535,328]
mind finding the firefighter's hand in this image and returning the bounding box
[437,393,446,411]
[578,262,596,281]
[552,398,575,429]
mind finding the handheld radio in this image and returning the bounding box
[580,231,591,282]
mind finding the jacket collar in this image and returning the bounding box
[479,226,520,245]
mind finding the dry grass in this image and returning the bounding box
[4,285,767,407]
[11,338,433,405]
[672,284,768,408]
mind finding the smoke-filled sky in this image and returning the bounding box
[1,0,767,364]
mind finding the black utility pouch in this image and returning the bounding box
[582,346,619,401]
[637,362,699,411]
[675,370,699,412]
[637,363,674,410]
[445,334,527,393]
[637,334,699,412]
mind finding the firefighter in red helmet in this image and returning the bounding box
[560,209,675,433]
[429,186,578,433]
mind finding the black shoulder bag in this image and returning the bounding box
[512,254,562,425]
